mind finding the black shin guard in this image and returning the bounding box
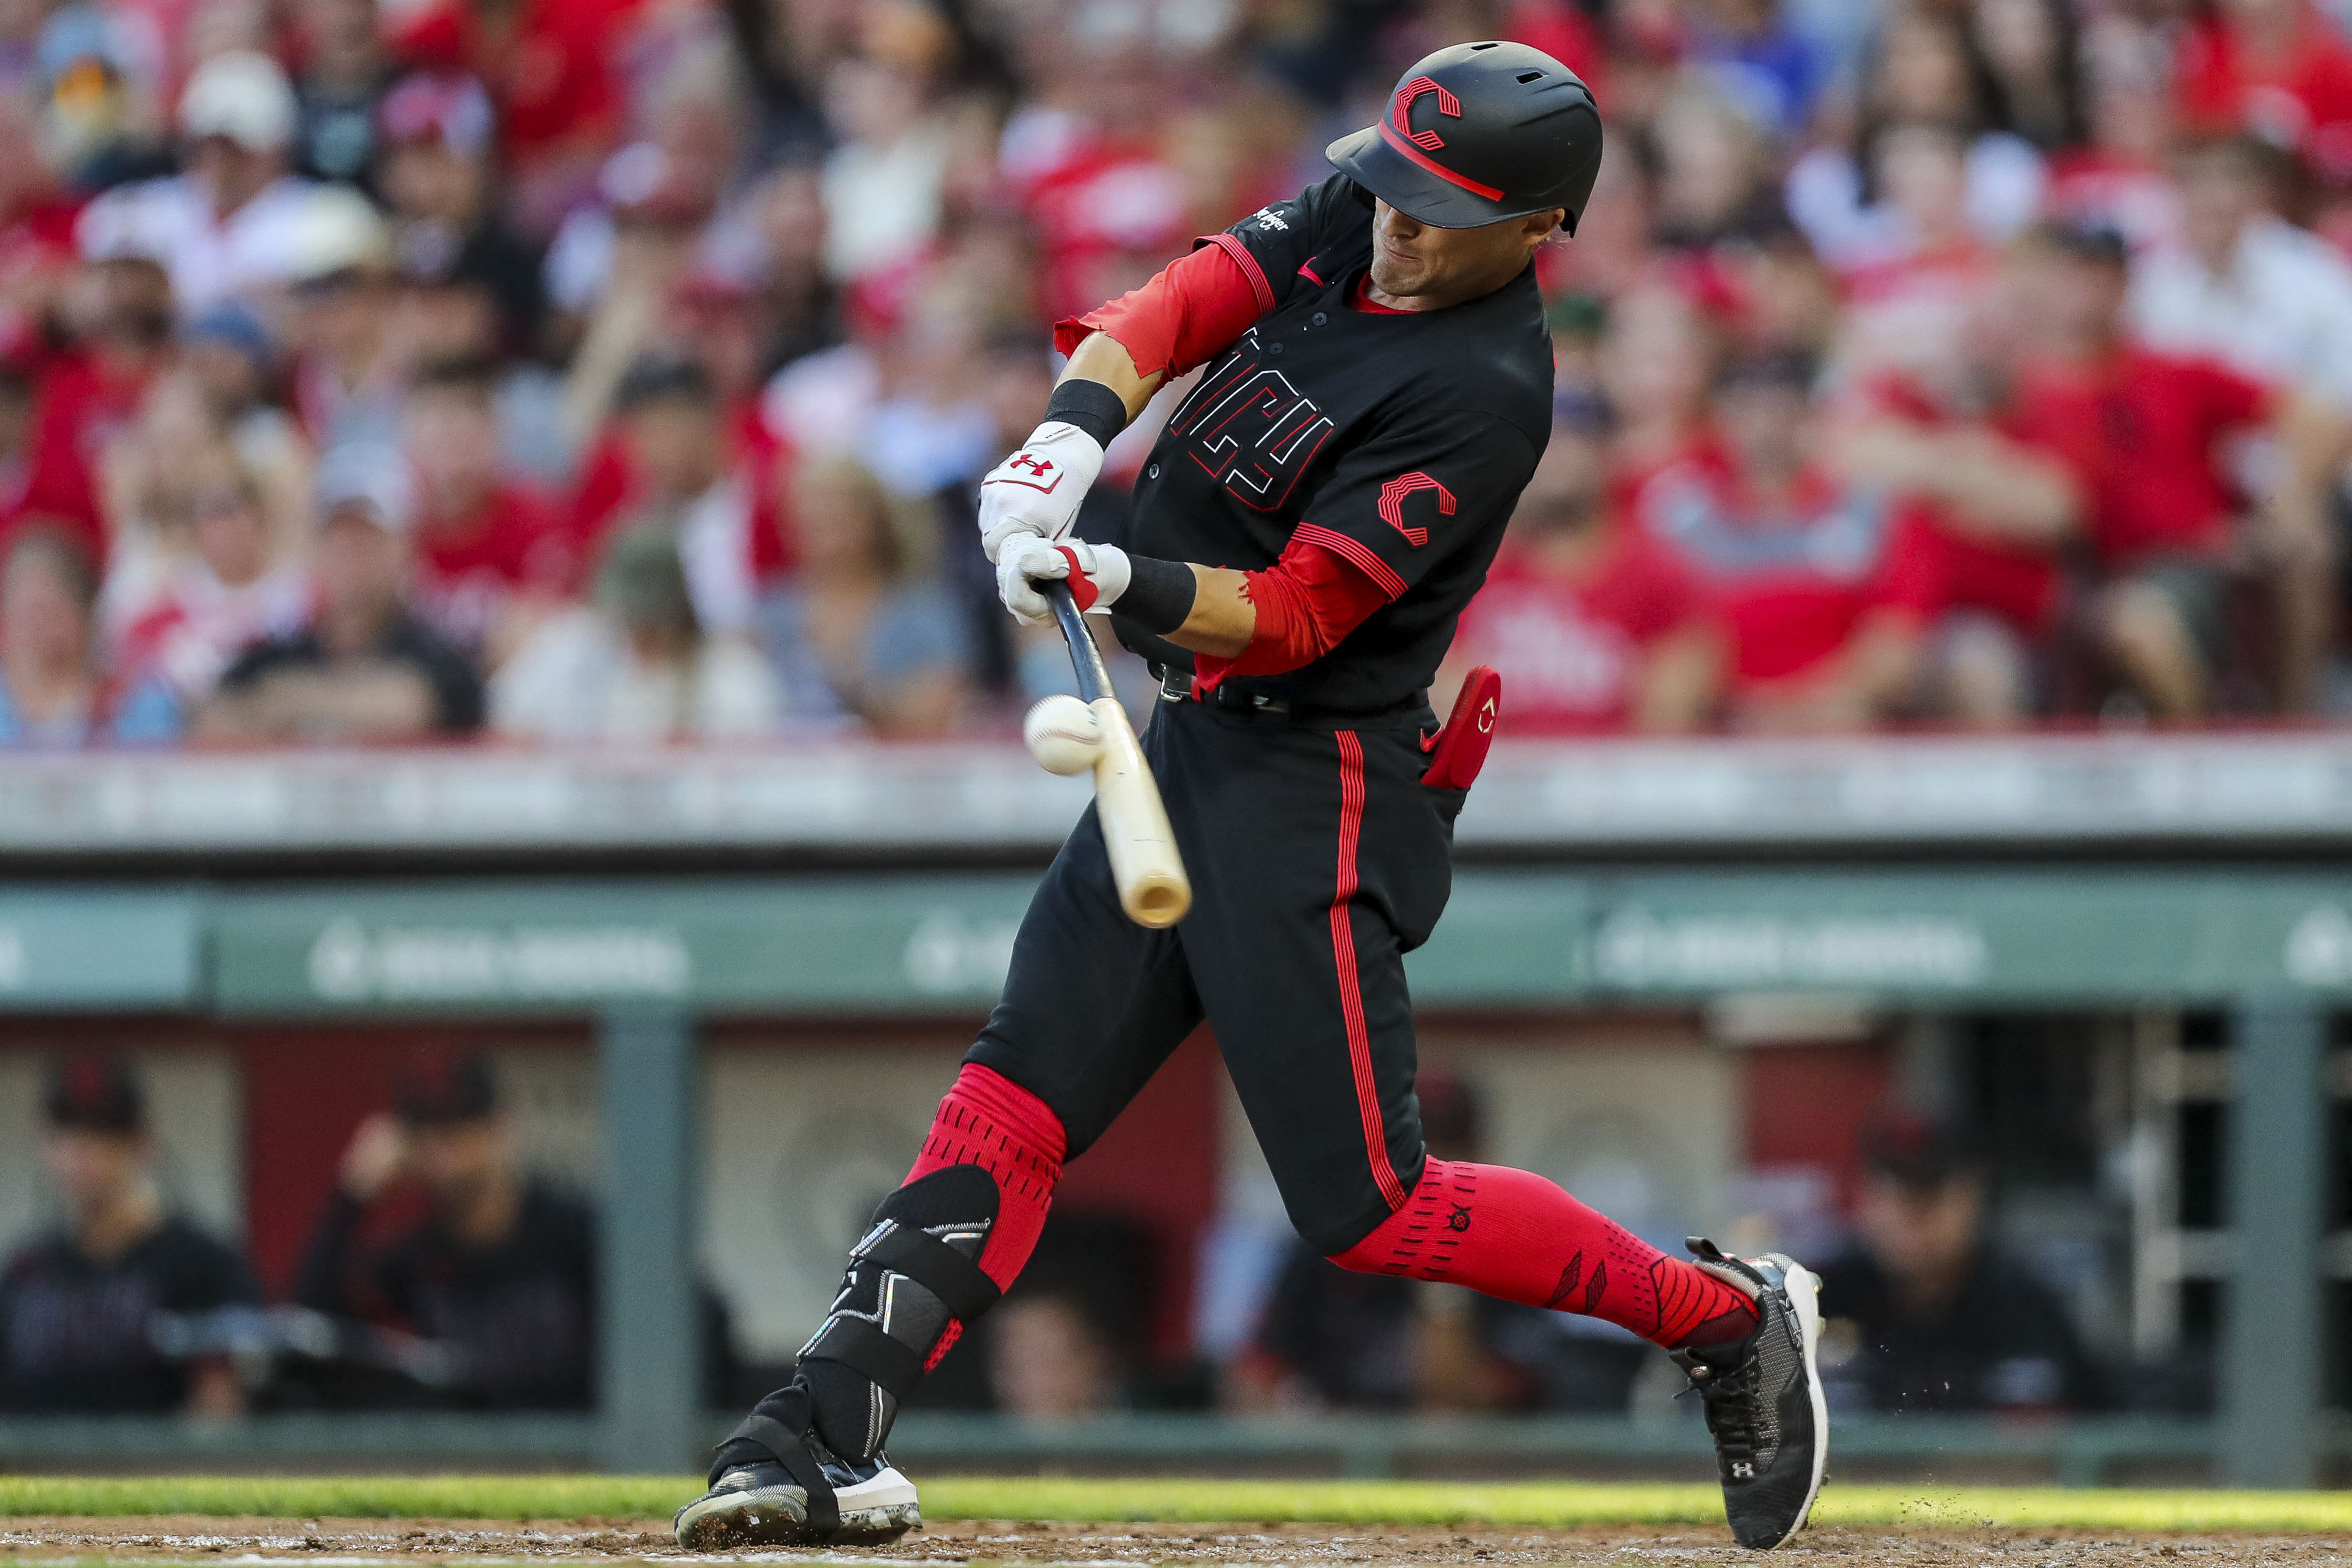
[720,1166,1003,1477]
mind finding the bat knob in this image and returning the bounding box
[1124,874,1191,928]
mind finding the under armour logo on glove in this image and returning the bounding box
[978,420,1105,563]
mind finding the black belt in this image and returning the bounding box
[1153,663,1293,715]
[1149,663,1428,727]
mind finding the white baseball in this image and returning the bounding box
[1024,694,1104,775]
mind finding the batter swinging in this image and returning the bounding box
[677,40,1827,1553]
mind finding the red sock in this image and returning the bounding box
[1329,1158,1758,1350]
[904,1063,1066,1290]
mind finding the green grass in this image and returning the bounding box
[2,1476,2351,1533]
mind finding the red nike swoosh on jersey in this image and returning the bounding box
[1420,727,1439,752]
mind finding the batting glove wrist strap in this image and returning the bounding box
[1043,376,1131,450]
[977,420,1104,563]
[1115,553,1198,635]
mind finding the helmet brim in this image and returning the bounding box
[1326,124,1572,233]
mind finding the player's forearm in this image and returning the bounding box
[1162,565,1254,658]
[1928,436,2077,545]
[1838,420,2075,543]
[1061,331,1166,424]
[1633,627,1725,733]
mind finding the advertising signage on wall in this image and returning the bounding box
[178,869,2352,1017]
[1408,871,2352,1007]
[0,890,197,1009]
[207,878,1041,1016]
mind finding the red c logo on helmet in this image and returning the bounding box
[1389,75,1463,151]
[1378,471,1455,547]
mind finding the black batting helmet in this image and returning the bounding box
[1328,41,1604,233]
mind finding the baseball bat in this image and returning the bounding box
[1045,579,1192,928]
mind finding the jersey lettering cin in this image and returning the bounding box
[1166,328,1337,513]
[1113,173,1554,715]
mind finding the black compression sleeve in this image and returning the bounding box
[1045,378,1130,450]
[1119,554,1197,635]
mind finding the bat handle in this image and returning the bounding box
[1045,578,1115,705]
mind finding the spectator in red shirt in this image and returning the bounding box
[1635,353,1923,732]
[566,355,762,638]
[1830,291,2082,726]
[2176,0,2352,184]
[28,254,175,558]
[1443,416,1723,733]
[0,96,85,357]
[403,357,572,665]
[389,0,625,238]
[2012,220,2346,717]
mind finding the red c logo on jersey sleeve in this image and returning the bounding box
[1378,472,1456,547]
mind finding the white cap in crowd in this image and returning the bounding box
[314,444,418,536]
[284,186,393,284]
[178,49,297,152]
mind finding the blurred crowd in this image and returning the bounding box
[1,1051,2106,1421]
[0,0,2341,741]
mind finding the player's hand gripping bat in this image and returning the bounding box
[1020,580,1191,928]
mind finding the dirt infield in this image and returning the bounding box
[0,1517,2342,1566]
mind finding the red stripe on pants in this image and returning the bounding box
[1331,730,1409,1211]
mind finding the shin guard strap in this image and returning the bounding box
[724,1409,840,1536]
[857,1222,1003,1323]
[805,1316,927,1397]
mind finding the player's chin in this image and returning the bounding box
[1367,257,1420,297]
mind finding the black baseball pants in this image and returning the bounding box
[968,694,1464,1255]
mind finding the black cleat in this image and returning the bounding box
[1671,1238,1827,1551]
[672,1449,920,1550]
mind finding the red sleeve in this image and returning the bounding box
[1052,239,1271,383]
[1869,506,1953,624]
[563,432,634,591]
[2190,356,2272,431]
[1610,528,1716,643]
[1193,538,1393,685]
[735,401,795,580]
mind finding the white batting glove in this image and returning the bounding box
[978,421,1103,563]
[997,536,1132,624]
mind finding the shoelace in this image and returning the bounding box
[1689,1356,1762,1474]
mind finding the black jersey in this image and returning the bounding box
[1113,174,1553,715]
[296,1178,597,1408]
[0,1216,259,1413]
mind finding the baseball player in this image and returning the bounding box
[678,41,1826,1553]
